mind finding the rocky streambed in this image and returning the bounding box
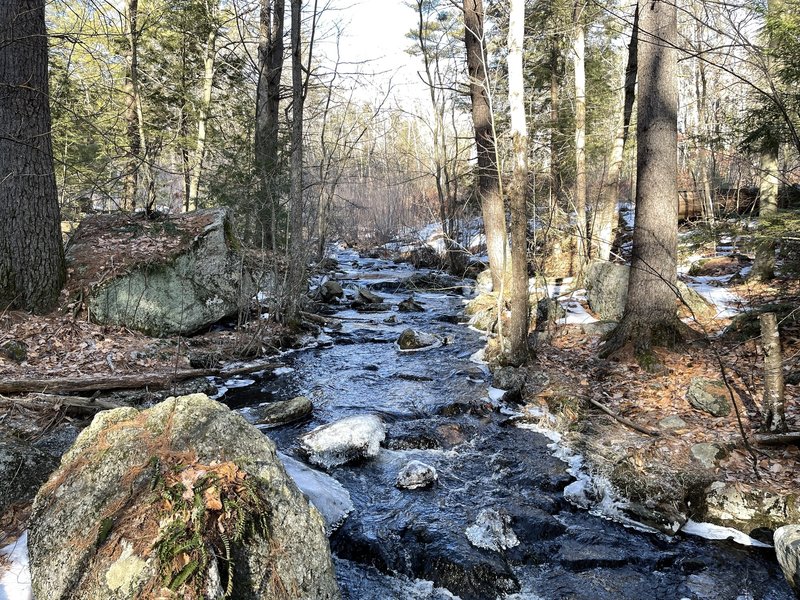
[218,249,793,600]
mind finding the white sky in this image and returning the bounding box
[317,0,427,105]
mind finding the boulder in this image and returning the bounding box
[28,394,339,600]
[397,328,442,351]
[396,460,438,490]
[492,366,526,403]
[585,259,715,321]
[299,415,386,469]
[257,396,313,427]
[0,339,27,363]
[476,269,493,294]
[686,377,731,417]
[690,442,725,469]
[0,438,59,511]
[277,452,353,534]
[465,293,498,332]
[580,320,617,337]
[535,297,566,326]
[319,280,344,303]
[657,415,687,431]
[704,481,800,532]
[81,209,255,336]
[775,525,800,593]
[405,272,463,291]
[465,508,519,552]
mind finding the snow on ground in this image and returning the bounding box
[0,533,32,600]
[683,278,742,318]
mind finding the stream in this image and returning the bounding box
[220,249,792,600]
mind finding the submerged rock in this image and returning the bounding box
[397,328,442,351]
[398,296,425,312]
[686,377,731,417]
[28,394,339,600]
[357,287,384,304]
[396,460,437,490]
[466,508,520,552]
[82,208,255,336]
[257,395,313,427]
[775,525,800,593]
[299,415,386,469]
[278,452,353,534]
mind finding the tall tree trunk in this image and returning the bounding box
[122,0,141,211]
[188,24,218,210]
[0,0,66,313]
[284,0,304,322]
[594,4,637,261]
[572,1,587,272]
[255,0,284,247]
[752,147,779,280]
[549,7,563,216]
[506,0,529,365]
[603,0,682,360]
[760,312,786,433]
[463,0,509,290]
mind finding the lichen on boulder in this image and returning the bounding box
[69,208,255,336]
[28,393,340,600]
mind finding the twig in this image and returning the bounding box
[585,396,661,437]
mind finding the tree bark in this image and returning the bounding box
[121,0,141,211]
[594,5,638,261]
[506,0,530,365]
[255,0,285,246]
[463,0,509,291]
[284,0,305,322]
[572,1,587,272]
[603,0,683,359]
[188,22,218,210]
[0,0,66,313]
[760,312,786,433]
[751,147,779,280]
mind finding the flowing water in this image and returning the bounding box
[222,249,792,600]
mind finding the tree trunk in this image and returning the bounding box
[760,312,786,433]
[284,0,305,323]
[549,10,563,216]
[121,0,140,212]
[255,0,285,247]
[506,0,530,365]
[594,5,638,261]
[603,0,683,360]
[0,0,66,313]
[572,1,587,272]
[188,23,218,210]
[463,0,509,290]
[751,147,779,280]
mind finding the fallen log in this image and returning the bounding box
[0,360,284,395]
[753,432,800,446]
[0,393,124,416]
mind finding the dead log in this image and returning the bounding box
[753,432,800,446]
[0,360,284,396]
[0,393,124,416]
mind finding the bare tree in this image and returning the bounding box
[507,0,530,365]
[463,0,509,290]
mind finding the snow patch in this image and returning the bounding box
[0,532,32,600]
[680,520,772,548]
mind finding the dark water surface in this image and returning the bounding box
[223,250,792,600]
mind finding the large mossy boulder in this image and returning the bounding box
[28,394,340,600]
[69,208,254,336]
[585,259,714,321]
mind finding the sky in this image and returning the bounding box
[317,0,427,104]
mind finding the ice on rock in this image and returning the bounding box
[465,508,519,552]
[299,414,386,469]
[278,452,354,534]
[396,460,438,490]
